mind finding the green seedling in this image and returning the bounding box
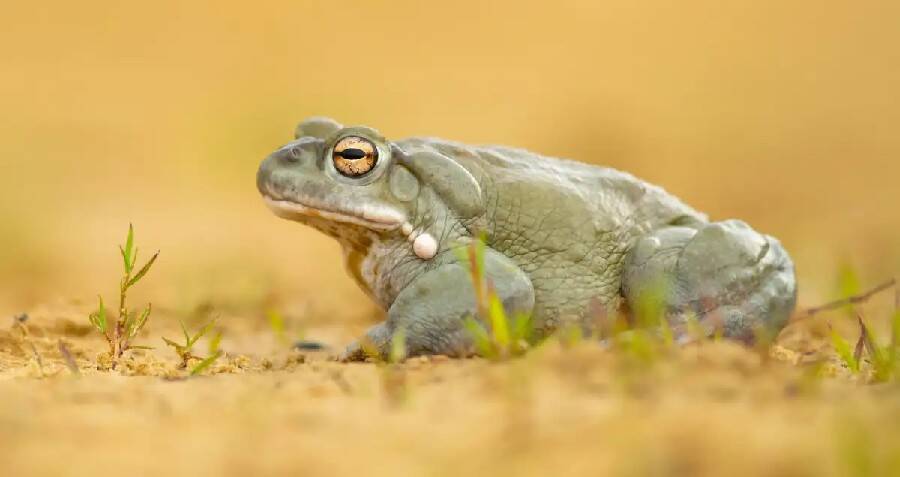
[830,323,860,374]
[557,323,585,348]
[389,326,407,364]
[822,266,899,382]
[854,312,898,383]
[358,327,409,407]
[88,224,158,363]
[267,309,288,345]
[457,236,532,360]
[630,279,669,330]
[682,311,705,344]
[354,325,408,364]
[163,317,219,369]
[381,327,409,407]
[893,308,900,353]
[266,308,307,347]
[836,262,862,317]
[208,330,223,356]
[751,324,780,365]
[190,351,222,376]
[604,280,679,369]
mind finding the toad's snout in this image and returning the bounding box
[257,139,322,198]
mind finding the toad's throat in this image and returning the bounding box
[263,196,405,231]
[262,196,439,259]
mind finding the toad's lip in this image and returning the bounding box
[262,196,405,231]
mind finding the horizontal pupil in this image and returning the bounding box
[338,148,367,160]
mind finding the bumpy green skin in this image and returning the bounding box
[257,117,797,359]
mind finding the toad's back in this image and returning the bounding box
[403,138,707,328]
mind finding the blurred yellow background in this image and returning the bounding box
[1,0,898,318]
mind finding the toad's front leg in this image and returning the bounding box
[340,247,535,361]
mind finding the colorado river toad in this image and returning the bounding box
[257,117,797,359]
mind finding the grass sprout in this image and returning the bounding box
[266,308,308,348]
[163,317,219,369]
[88,224,158,364]
[820,265,899,381]
[556,324,585,348]
[190,351,223,376]
[836,262,862,316]
[374,327,409,408]
[389,326,407,364]
[602,280,680,368]
[830,324,860,374]
[854,312,898,382]
[457,237,531,360]
[208,330,223,355]
[267,309,288,345]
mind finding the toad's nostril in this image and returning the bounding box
[285,146,302,163]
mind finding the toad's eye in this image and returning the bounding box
[332,136,378,177]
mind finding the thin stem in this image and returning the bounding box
[115,272,131,359]
[794,278,896,322]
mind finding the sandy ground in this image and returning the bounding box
[1,294,898,477]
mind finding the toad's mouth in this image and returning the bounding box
[262,196,405,231]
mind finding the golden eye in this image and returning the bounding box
[332,136,378,177]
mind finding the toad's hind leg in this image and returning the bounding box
[622,220,797,342]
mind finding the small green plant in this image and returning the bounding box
[556,323,586,348]
[823,267,899,382]
[389,326,407,364]
[266,308,309,348]
[836,262,863,314]
[163,317,219,369]
[457,236,532,360]
[266,309,288,345]
[88,224,158,363]
[681,311,706,344]
[381,327,409,407]
[189,351,222,376]
[854,312,899,382]
[356,326,408,364]
[208,330,223,356]
[356,327,409,406]
[590,279,679,371]
[830,324,860,374]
